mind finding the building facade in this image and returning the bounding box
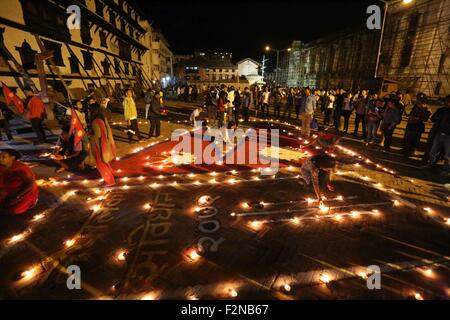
[150,28,173,87]
[0,0,172,101]
[377,0,450,98]
[285,0,449,98]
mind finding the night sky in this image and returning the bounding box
[134,0,376,63]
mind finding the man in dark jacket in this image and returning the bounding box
[241,87,252,122]
[147,92,161,138]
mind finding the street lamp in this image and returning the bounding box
[265,45,292,85]
[374,0,414,78]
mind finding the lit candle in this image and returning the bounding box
[65,238,76,248]
[116,250,127,261]
[320,273,331,284]
[229,289,238,298]
[8,232,27,244]
[143,203,152,210]
[283,283,291,292]
[32,213,45,222]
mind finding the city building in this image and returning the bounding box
[237,58,263,85]
[173,54,194,65]
[0,0,174,103]
[173,51,250,89]
[285,0,449,98]
[150,28,173,87]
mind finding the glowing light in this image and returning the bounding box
[64,238,76,248]
[423,207,434,214]
[91,204,102,212]
[121,177,129,182]
[227,178,238,184]
[334,214,343,221]
[209,178,218,184]
[320,273,332,284]
[193,181,201,185]
[230,212,236,217]
[392,200,401,207]
[150,183,160,188]
[82,179,89,184]
[319,204,329,213]
[229,289,238,298]
[249,220,263,230]
[252,176,260,181]
[371,209,381,216]
[421,268,433,278]
[414,292,424,300]
[446,218,450,225]
[230,170,237,174]
[306,198,315,205]
[21,265,40,280]
[141,292,158,300]
[336,195,344,201]
[351,211,360,218]
[185,248,201,262]
[188,173,196,178]
[241,202,250,209]
[122,185,130,190]
[291,217,300,225]
[8,232,27,244]
[283,283,291,292]
[198,195,210,206]
[116,250,127,261]
[210,172,217,176]
[143,203,152,210]
[138,176,145,181]
[32,214,45,222]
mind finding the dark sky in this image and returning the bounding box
[134,0,376,62]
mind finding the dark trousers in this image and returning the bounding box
[283,104,293,119]
[382,125,395,149]
[218,111,224,127]
[324,108,332,125]
[342,110,352,132]
[30,117,46,143]
[261,103,269,118]
[0,119,13,140]
[242,108,250,122]
[403,129,423,157]
[148,116,161,137]
[428,133,450,171]
[333,109,342,131]
[234,108,240,124]
[127,118,141,142]
[354,114,366,137]
[274,103,281,117]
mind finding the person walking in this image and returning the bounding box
[342,92,353,133]
[273,87,282,118]
[233,89,241,124]
[261,86,270,118]
[241,87,252,123]
[147,91,162,138]
[424,95,450,176]
[144,88,153,120]
[205,87,218,127]
[283,88,294,119]
[353,89,368,139]
[333,88,344,132]
[366,98,384,145]
[24,87,46,144]
[402,93,431,158]
[301,88,316,137]
[123,89,141,143]
[380,97,402,151]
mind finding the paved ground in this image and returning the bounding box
[0,100,449,300]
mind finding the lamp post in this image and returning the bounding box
[374,0,414,79]
[265,46,291,85]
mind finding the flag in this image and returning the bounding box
[2,82,24,113]
[69,108,86,146]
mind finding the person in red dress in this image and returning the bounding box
[0,149,39,214]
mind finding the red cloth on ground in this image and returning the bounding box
[0,161,39,215]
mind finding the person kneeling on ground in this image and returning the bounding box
[51,124,87,173]
[0,149,39,215]
[301,153,336,205]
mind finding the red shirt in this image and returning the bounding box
[0,160,39,214]
[26,96,45,119]
[218,98,225,112]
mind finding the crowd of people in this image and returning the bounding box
[187,83,449,177]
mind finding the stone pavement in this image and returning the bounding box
[0,100,449,300]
